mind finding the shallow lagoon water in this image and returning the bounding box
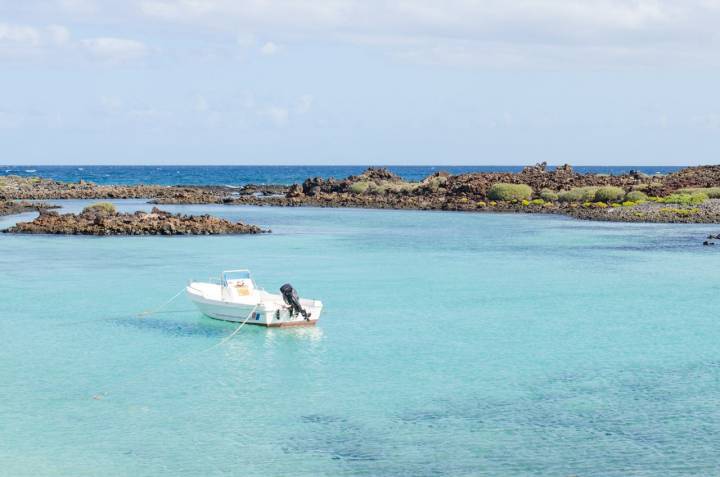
[2,201,720,476]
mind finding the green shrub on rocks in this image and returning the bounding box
[348,181,370,194]
[624,191,647,202]
[661,192,708,205]
[423,175,447,192]
[622,201,637,207]
[530,199,545,206]
[366,182,386,195]
[558,187,598,203]
[389,182,419,194]
[677,187,720,199]
[82,202,116,215]
[539,189,558,202]
[660,207,700,216]
[594,186,625,203]
[487,183,532,201]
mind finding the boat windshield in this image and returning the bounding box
[222,270,252,286]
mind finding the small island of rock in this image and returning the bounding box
[3,203,268,236]
[0,200,58,217]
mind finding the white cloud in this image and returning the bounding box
[0,22,148,65]
[0,110,24,129]
[692,113,720,131]
[99,96,123,113]
[46,25,71,45]
[0,24,42,46]
[81,37,148,63]
[5,1,720,68]
[295,94,313,114]
[194,95,210,113]
[259,41,280,55]
[57,0,98,14]
[260,106,289,126]
[236,32,256,48]
[133,0,720,68]
[0,23,71,57]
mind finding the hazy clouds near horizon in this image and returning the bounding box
[1,1,720,165]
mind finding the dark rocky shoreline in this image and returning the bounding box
[3,163,720,223]
[3,205,267,236]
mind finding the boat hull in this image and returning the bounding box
[186,284,322,327]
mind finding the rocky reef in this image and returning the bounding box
[0,200,58,216]
[3,204,267,236]
[4,163,720,223]
[566,199,720,223]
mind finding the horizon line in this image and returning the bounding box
[0,164,699,168]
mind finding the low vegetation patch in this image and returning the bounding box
[487,183,533,201]
[660,192,708,205]
[659,207,700,216]
[624,191,647,202]
[539,189,558,202]
[676,187,720,199]
[348,181,370,194]
[594,186,625,203]
[422,175,448,192]
[558,187,599,203]
[82,202,116,215]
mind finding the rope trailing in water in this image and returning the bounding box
[52,287,190,327]
[55,309,198,327]
[138,287,187,317]
[92,292,258,399]
[189,303,259,356]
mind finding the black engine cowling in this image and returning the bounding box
[280,283,310,319]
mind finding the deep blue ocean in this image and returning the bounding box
[1,165,682,185]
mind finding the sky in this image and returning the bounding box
[1,1,720,165]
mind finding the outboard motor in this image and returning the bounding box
[280,283,310,320]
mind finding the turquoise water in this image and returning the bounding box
[2,201,720,476]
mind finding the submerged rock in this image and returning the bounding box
[3,206,268,236]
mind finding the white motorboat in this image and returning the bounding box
[186,270,323,327]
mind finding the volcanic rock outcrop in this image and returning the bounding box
[3,206,267,236]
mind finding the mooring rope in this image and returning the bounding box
[138,287,187,317]
[54,309,198,327]
[91,290,258,399]
[188,303,259,357]
[50,287,189,327]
